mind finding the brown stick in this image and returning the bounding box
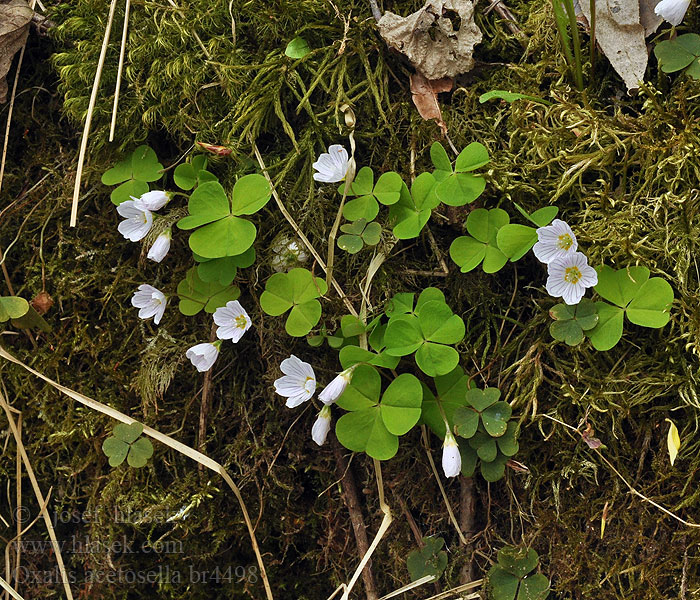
[484,0,527,47]
[332,439,378,600]
[393,492,442,595]
[197,324,217,469]
[459,476,476,584]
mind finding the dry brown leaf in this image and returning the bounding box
[31,291,53,315]
[0,0,33,103]
[639,0,664,36]
[409,72,453,134]
[579,0,648,91]
[378,0,482,81]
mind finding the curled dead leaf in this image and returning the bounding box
[581,422,602,449]
[195,141,232,156]
[506,459,529,473]
[378,0,482,80]
[409,72,453,134]
[31,290,53,315]
[0,0,34,103]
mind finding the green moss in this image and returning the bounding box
[1,1,700,598]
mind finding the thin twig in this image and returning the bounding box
[338,459,392,600]
[251,142,358,317]
[332,439,378,600]
[197,323,217,469]
[70,0,119,227]
[459,476,476,584]
[540,414,700,528]
[0,347,276,600]
[421,426,467,545]
[109,0,131,142]
[325,105,356,291]
[0,390,74,600]
[421,580,483,600]
[484,0,527,47]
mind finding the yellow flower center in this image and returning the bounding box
[564,266,582,284]
[303,376,315,393]
[557,234,573,250]
[235,315,248,329]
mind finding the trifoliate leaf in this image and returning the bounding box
[177,267,240,315]
[259,268,327,336]
[406,536,448,582]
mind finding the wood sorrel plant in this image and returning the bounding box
[101,134,674,482]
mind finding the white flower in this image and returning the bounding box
[545,251,598,305]
[442,432,461,478]
[133,190,170,211]
[312,405,332,446]
[117,200,153,242]
[131,284,167,324]
[270,237,309,272]
[147,229,172,263]
[533,219,578,264]
[274,355,317,408]
[312,144,349,183]
[213,300,252,342]
[186,341,221,372]
[318,366,355,405]
[654,0,690,26]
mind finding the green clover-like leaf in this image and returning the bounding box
[450,208,509,273]
[480,453,508,482]
[337,364,381,411]
[0,296,29,322]
[340,168,404,222]
[113,422,143,443]
[338,219,382,254]
[455,387,511,440]
[102,438,129,467]
[102,145,163,205]
[102,422,154,469]
[173,155,212,190]
[420,366,470,438]
[177,177,269,258]
[195,247,256,286]
[259,268,327,336]
[380,373,423,436]
[497,547,539,578]
[489,566,520,600]
[127,437,154,468]
[177,267,240,315]
[497,421,519,456]
[587,302,624,351]
[588,266,674,350]
[433,142,489,207]
[335,407,398,460]
[388,174,437,239]
[654,33,700,74]
[337,234,364,254]
[384,296,465,377]
[406,536,448,582]
[548,298,599,346]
